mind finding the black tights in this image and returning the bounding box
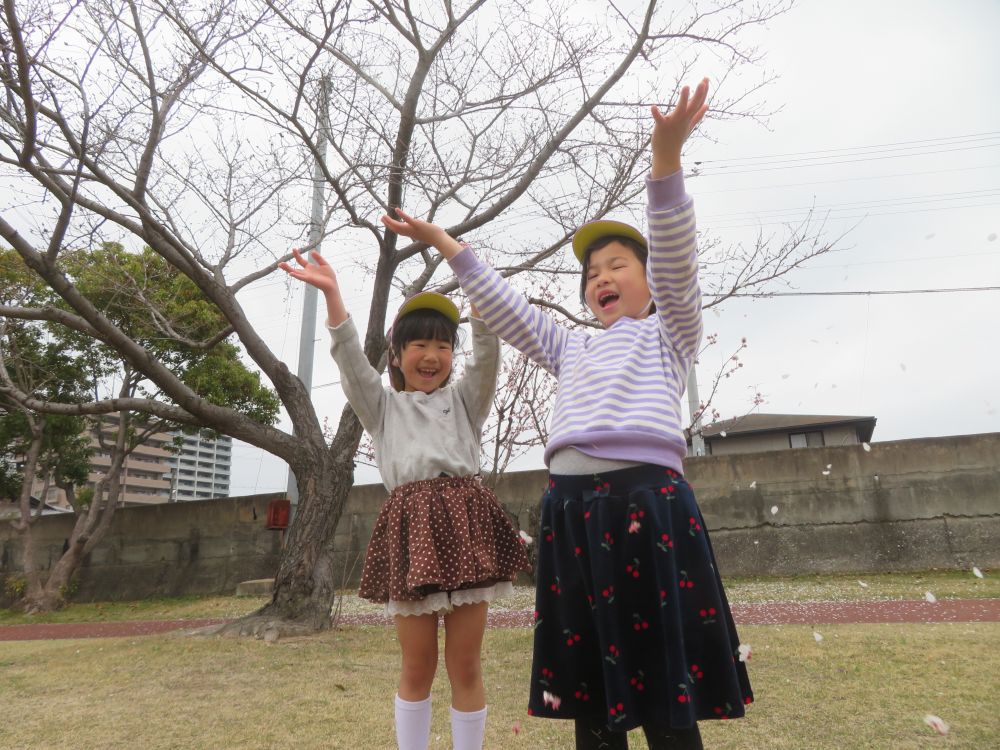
[574,716,704,750]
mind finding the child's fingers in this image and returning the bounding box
[650,104,668,124]
[292,248,310,267]
[675,84,690,114]
[688,79,709,118]
[310,249,329,266]
[393,207,417,223]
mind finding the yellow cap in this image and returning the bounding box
[571,220,647,263]
[395,291,460,325]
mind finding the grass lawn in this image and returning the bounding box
[1,622,997,749]
[1,569,994,626]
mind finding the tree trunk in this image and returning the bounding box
[213,410,364,638]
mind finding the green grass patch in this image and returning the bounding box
[0,594,270,626]
[0,622,996,748]
[722,569,998,605]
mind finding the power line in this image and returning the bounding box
[696,163,1000,195]
[708,199,1000,230]
[694,131,1000,165]
[701,187,1000,221]
[708,286,1000,299]
[695,143,1000,177]
[807,250,1000,269]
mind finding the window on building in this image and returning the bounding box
[789,431,825,448]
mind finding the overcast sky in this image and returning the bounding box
[229,0,1000,493]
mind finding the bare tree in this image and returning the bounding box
[0,0,818,632]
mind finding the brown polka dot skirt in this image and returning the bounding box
[359,476,530,603]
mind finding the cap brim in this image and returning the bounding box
[572,220,647,263]
[395,291,460,325]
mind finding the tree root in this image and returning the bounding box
[188,614,328,641]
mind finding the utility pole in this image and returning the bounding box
[687,367,706,456]
[287,74,331,521]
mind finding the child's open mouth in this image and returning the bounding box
[598,291,620,310]
[417,368,438,379]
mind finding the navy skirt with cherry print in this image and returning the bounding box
[527,464,753,732]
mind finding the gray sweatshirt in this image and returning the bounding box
[327,316,501,491]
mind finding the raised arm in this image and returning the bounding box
[455,305,502,429]
[280,249,385,434]
[381,211,572,375]
[646,79,709,359]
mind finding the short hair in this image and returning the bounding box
[578,234,650,308]
[387,308,460,391]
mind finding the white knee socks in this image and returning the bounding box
[395,694,432,750]
[449,705,487,750]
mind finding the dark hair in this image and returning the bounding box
[578,234,650,308]
[387,308,460,391]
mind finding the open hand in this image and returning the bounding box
[650,78,710,176]
[380,208,447,246]
[279,248,338,293]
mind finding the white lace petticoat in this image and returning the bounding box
[386,580,515,618]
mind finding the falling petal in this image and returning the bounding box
[519,530,534,545]
[753,540,759,545]
[738,644,753,662]
[857,580,868,588]
[781,373,790,380]
[770,505,779,516]
[924,591,937,604]
[720,430,728,437]
[988,232,997,242]
[862,443,871,452]
[826,464,832,470]
[822,470,831,476]
[813,631,824,642]
[923,714,949,735]
[972,567,984,579]
[900,363,907,372]
[749,481,757,489]
[925,233,936,240]
[512,721,522,736]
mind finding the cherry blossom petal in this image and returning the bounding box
[923,714,949,735]
[973,567,984,579]
[857,580,868,588]
[519,530,533,545]
[770,505,779,515]
[512,721,522,736]
[862,442,871,452]
[720,430,728,437]
[749,481,757,489]
[813,631,824,642]
[924,591,937,604]
[738,644,752,662]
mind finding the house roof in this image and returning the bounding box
[698,413,877,442]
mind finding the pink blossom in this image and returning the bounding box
[923,714,949,735]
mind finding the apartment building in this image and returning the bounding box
[167,431,232,502]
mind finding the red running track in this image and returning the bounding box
[2,599,998,641]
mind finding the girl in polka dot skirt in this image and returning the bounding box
[382,78,752,749]
[282,252,530,750]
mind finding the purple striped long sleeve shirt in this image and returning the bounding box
[448,171,702,473]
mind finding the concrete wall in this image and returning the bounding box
[2,434,998,603]
[0,494,285,605]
